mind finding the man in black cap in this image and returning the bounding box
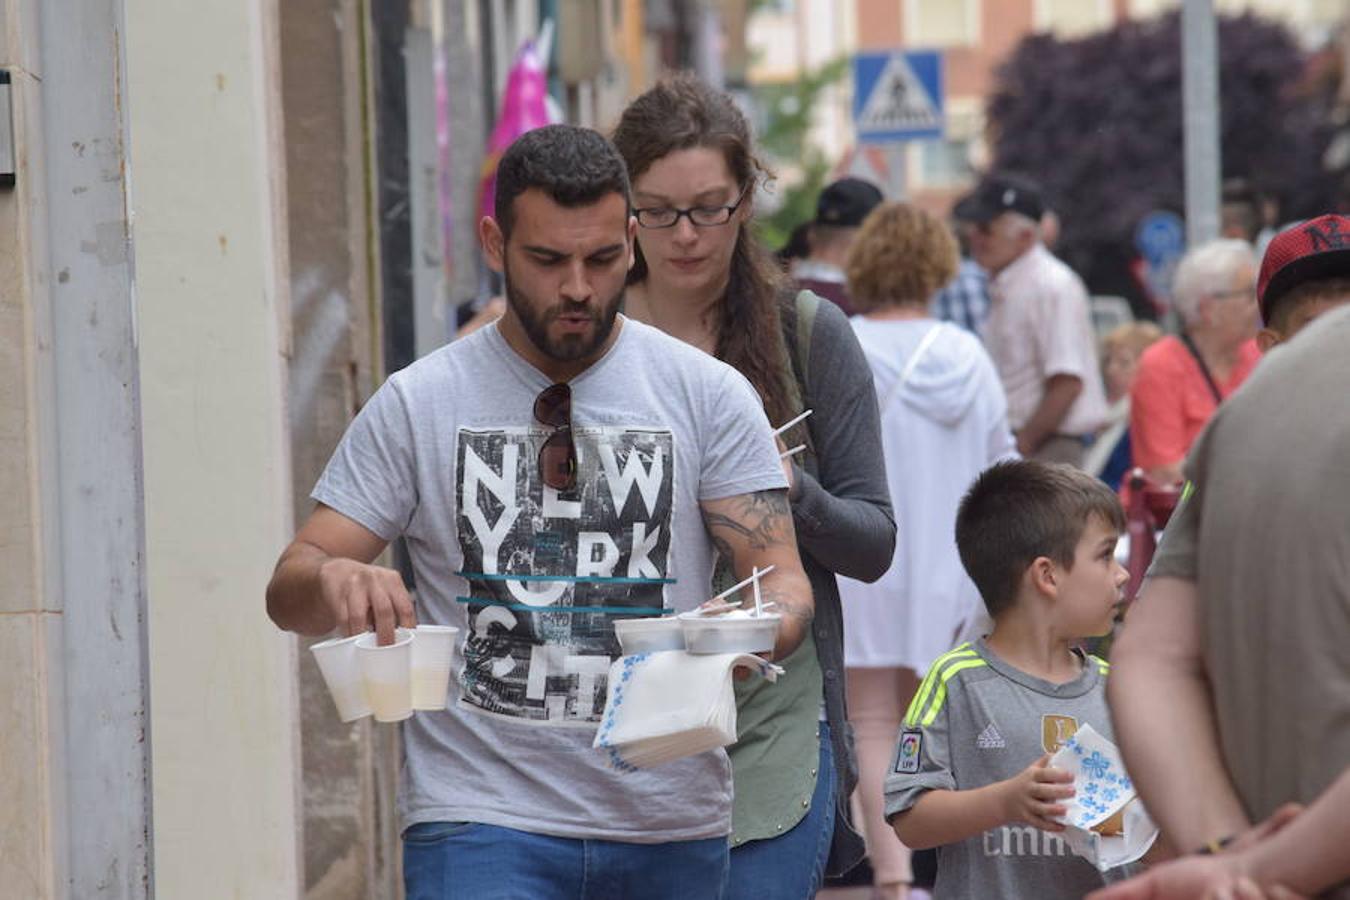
[792,177,884,315]
[955,173,1106,464]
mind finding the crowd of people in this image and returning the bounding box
[265,71,1349,900]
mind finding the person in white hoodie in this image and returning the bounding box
[838,203,1017,899]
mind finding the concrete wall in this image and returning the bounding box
[279,1,403,897]
[0,1,61,894]
[2,0,156,895]
[122,0,301,896]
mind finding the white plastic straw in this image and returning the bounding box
[698,600,778,616]
[780,444,807,460]
[752,566,763,616]
[690,565,777,616]
[773,409,813,436]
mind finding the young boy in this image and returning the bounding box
[884,460,1131,898]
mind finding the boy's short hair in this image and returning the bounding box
[494,124,631,241]
[955,460,1126,617]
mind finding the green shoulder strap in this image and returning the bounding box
[780,288,820,474]
[792,289,818,392]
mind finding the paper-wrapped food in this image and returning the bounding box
[1049,723,1159,871]
[593,650,781,770]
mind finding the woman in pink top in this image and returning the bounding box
[1130,239,1261,483]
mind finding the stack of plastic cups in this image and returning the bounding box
[312,624,462,722]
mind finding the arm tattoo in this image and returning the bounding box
[701,490,810,624]
[709,532,736,567]
[702,490,792,554]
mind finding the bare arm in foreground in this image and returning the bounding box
[700,488,814,660]
[266,503,415,645]
[1089,769,1350,899]
[1108,576,1250,852]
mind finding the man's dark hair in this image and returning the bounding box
[1266,277,1350,333]
[493,124,631,240]
[955,460,1125,618]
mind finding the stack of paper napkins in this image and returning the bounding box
[1050,723,1159,871]
[593,651,781,770]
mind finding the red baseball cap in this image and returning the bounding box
[1257,214,1350,324]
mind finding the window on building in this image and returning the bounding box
[917,137,975,188]
[1213,0,1296,15]
[1035,0,1115,37]
[1127,0,1178,19]
[903,0,979,48]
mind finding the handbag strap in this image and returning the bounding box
[1179,332,1223,404]
[879,323,945,410]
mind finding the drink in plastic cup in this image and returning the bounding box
[410,624,459,710]
[355,628,414,722]
[310,633,372,722]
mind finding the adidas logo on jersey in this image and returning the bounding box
[976,722,1006,749]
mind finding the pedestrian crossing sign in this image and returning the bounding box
[853,50,944,143]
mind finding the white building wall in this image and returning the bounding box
[122,0,301,896]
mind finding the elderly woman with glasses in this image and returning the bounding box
[1130,239,1261,484]
[613,74,896,897]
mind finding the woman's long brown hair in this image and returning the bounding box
[612,73,796,428]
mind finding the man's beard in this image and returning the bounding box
[503,264,624,363]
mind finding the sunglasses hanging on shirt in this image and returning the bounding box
[534,382,577,491]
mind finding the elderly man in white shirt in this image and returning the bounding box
[955,174,1107,465]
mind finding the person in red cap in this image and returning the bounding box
[1255,214,1350,351]
[1100,214,1350,899]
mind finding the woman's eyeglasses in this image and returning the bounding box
[634,184,750,229]
[534,382,576,491]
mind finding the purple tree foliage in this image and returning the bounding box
[986,12,1345,314]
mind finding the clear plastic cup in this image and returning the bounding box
[310,633,372,722]
[355,628,414,722]
[410,624,459,710]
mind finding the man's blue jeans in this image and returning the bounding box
[723,720,838,899]
[403,820,729,899]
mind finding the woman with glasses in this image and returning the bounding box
[1129,239,1261,485]
[613,74,896,898]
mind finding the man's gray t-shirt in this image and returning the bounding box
[1149,306,1350,899]
[884,639,1127,899]
[313,317,786,842]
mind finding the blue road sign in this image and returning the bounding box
[1135,210,1186,266]
[853,50,944,143]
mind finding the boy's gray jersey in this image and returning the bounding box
[884,639,1137,899]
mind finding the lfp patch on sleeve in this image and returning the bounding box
[895,730,922,774]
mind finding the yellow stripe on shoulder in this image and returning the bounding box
[904,644,977,726]
[919,658,989,727]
